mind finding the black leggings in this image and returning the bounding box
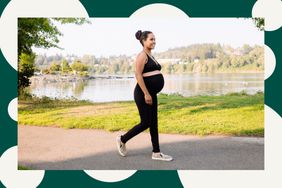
[120,74,165,152]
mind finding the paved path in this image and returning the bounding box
[18,125,264,170]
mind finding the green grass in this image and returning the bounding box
[18,91,264,137]
[18,165,32,170]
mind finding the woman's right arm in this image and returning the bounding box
[135,52,152,105]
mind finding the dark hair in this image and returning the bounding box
[135,30,152,46]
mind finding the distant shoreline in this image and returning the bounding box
[30,71,264,83]
[30,74,135,83]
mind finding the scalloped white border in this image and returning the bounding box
[0,0,89,70]
[264,44,276,80]
[0,146,45,188]
[252,0,282,31]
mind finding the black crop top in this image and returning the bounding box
[142,53,162,73]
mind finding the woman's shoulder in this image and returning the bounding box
[136,51,148,64]
[137,51,148,58]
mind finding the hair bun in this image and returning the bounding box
[135,30,142,40]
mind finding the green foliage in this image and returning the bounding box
[18,165,32,170]
[78,71,89,77]
[18,52,36,91]
[252,18,265,31]
[42,68,50,74]
[33,43,264,76]
[18,18,91,91]
[61,59,72,72]
[52,18,91,25]
[18,53,36,78]
[49,62,61,72]
[18,18,62,57]
[70,60,89,72]
[18,18,91,58]
[18,87,34,100]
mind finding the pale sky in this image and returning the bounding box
[32,18,264,58]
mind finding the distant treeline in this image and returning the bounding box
[34,43,264,75]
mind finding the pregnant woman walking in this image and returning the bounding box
[116,30,173,161]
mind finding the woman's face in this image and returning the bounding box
[144,33,156,49]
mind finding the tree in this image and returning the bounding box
[70,60,88,72]
[231,56,240,68]
[242,44,252,55]
[166,63,173,74]
[18,52,36,91]
[61,59,71,72]
[49,62,61,72]
[18,18,90,58]
[18,18,91,91]
[252,18,264,31]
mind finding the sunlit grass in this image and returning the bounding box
[18,165,32,170]
[18,91,264,137]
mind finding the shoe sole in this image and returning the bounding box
[152,157,173,161]
[116,136,126,157]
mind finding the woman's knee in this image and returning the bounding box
[140,120,150,129]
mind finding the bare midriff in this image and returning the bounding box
[142,70,161,77]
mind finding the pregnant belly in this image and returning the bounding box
[143,73,164,94]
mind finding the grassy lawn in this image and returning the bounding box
[18,91,264,137]
[18,165,32,170]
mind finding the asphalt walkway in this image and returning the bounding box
[18,125,264,170]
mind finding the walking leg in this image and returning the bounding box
[121,87,153,143]
[149,94,160,152]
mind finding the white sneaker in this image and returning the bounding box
[116,135,127,157]
[152,152,173,161]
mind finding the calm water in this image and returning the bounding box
[28,73,264,102]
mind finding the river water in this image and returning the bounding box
[28,72,264,102]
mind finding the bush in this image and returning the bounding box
[78,71,89,77]
[18,87,34,100]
